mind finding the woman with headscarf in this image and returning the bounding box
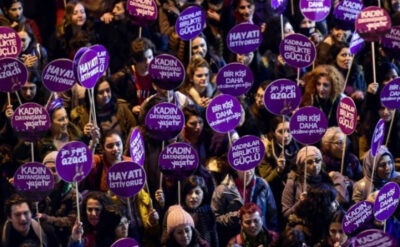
[282,146,348,218]
[352,146,400,203]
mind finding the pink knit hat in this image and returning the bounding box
[296,146,322,166]
[167,205,194,234]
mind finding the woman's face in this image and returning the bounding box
[51,108,69,136]
[275,121,292,146]
[135,48,153,76]
[316,76,332,100]
[18,31,31,51]
[300,18,315,29]
[114,216,129,239]
[45,161,61,184]
[330,132,345,159]
[377,154,393,180]
[255,87,264,109]
[104,134,123,164]
[192,37,207,58]
[185,115,204,138]
[383,68,398,85]
[392,0,400,12]
[20,81,37,101]
[237,0,254,22]
[192,66,209,93]
[304,154,322,177]
[6,2,23,21]
[329,222,347,244]
[284,22,294,37]
[185,186,204,210]
[173,225,192,247]
[112,2,125,21]
[336,48,352,70]
[96,81,112,107]
[236,52,254,66]
[86,198,102,227]
[379,106,394,122]
[71,3,86,27]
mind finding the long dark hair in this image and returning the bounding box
[165,226,204,247]
[80,191,112,232]
[182,175,209,208]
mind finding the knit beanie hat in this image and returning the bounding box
[167,205,194,234]
[296,146,322,166]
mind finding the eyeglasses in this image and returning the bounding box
[305,158,322,166]
[330,140,344,146]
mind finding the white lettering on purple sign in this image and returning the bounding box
[16,166,51,189]
[338,0,363,20]
[79,57,99,81]
[44,65,74,86]
[0,32,18,57]
[14,107,48,129]
[291,114,326,135]
[152,58,182,78]
[376,188,399,216]
[0,61,21,79]
[148,105,182,128]
[338,102,356,130]
[209,99,241,127]
[283,39,312,63]
[219,69,251,90]
[228,30,260,49]
[129,0,155,17]
[359,10,389,31]
[130,134,144,164]
[231,140,261,167]
[269,84,297,100]
[355,233,391,246]
[373,124,384,143]
[161,146,196,168]
[108,169,143,188]
[344,202,372,228]
[60,147,88,166]
[178,10,203,36]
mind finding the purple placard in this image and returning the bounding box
[337,97,357,135]
[271,0,287,14]
[228,135,265,171]
[349,32,364,55]
[0,26,22,59]
[279,34,316,68]
[126,0,158,26]
[73,47,87,78]
[264,79,301,115]
[299,0,331,22]
[289,106,328,144]
[107,161,146,197]
[227,23,262,54]
[145,102,184,140]
[159,142,199,180]
[148,54,185,90]
[42,59,76,92]
[0,57,28,92]
[206,94,242,133]
[381,78,400,109]
[13,162,54,201]
[56,142,93,183]
[355,6,391,42]
[175,6,206,41]
[90,44,109,76]
[354,229,397,247]
[371,119,385,157]
[129,127,145,166]
[77,48,101,89]
[333,0,363,30]
[216,63,253,96]
[342,201,374,235]
[11,103,50,142]
[111,237,140,247]
[382,26,400,51]
[374,182,400,221]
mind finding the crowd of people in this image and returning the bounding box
[1,0,400,246]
